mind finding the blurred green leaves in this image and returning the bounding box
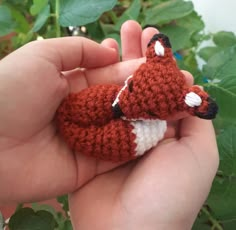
[30,0,49,16]
[59,0,117,26]
[114,0,141,30]
[200,33,236,122]
[144,0,194,25]
[31,203,72,230]
[0,212,4,230]
[8,208,57,230]
[0,5,16,36]
[206,126,236,229]
[32,4,50,32]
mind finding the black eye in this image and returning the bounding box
[128,80,133,92]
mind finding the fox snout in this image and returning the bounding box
[184,89,218,120]
[195,97,218,120]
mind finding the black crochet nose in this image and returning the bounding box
[112,103,124,118]
[196,97,218,120]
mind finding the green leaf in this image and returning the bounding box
[160,12,204,52]
[86,21,105,41]
[144,0,193,26]
[192,215,211,230]
[55,212,68,230]
[221,219,236,230]
[30,0,49,16]
[8,207,57,230]
[32,4,50,32]
[192,208,211,230]
[217,125,236,175]
[8,5,30,34]
[57,195,69,213]
[203,46,236,79]
[177,50,201,81]
[31,203,58,220]
[192,222,210,230]
[176,11,204,36]
[114,0,141,30]
[198,46,222,62]
[161,25,191,51]
[202,46,236,121]
[208,179,236,224]
[207,126,236,224]
[151,0,167,4]
[101,23,116,36]
[206,77,236,122]
[63,220,73,230]
[0,5,16,36]
[0,212,4,229]
[59,0,117,27]
[2,0,23,4]
[31,203,71,230]
[213,31,236,48]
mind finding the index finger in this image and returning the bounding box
[23,37,118,71]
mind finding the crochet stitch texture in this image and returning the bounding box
[56,33,218,162]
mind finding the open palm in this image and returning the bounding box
[70,116,218,230]
[0,21,158,203]
[0,21,218,230]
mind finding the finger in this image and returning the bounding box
[166,111,189,121]
[85,58,145,85]
[180,116,216,140]
[84,57,193,88]
[121,20,143,61]
[181,70,194,85]
[76,153,126,188]
[101,38,120,61]
[66,60,194,91]
[62,69,88,92]
[141,26,159,56]
[23,37,118,71]
[164,121,178,139]
[64,53,194,94]
[179,116,219,176]
[0,128,78,203]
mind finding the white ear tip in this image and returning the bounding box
[154,41,165,56]
[185,92,202,107]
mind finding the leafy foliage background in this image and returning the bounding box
[0,0,236,229]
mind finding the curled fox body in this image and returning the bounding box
[56,34,218,162]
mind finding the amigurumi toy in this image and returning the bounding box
[56,33,218,162]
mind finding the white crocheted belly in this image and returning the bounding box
[130,119,167,156]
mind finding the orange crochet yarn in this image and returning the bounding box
[56,33,218,162]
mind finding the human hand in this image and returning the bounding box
[68,22,219,229]
[0,19,219,230]
[0,20,159,203]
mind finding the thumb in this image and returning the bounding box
[179,116,219,177]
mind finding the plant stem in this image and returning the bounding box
[55,0,61,37]
[108,11,118,24]
[201,207,223,230]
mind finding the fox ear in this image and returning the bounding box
[147,33,172,48]
[154,41,165,56]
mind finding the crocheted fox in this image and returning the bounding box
[56,34,218,162]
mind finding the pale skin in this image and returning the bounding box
[0,20,219,229]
